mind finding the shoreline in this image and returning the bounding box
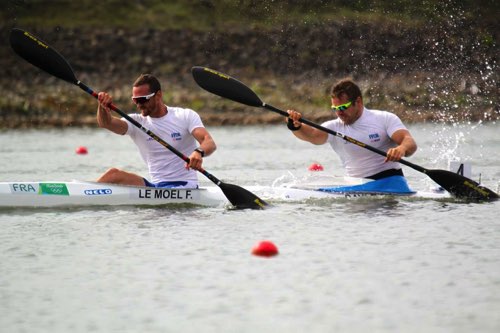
[2,22,497,128]
[2,73,498,129]
[2,107,497,130]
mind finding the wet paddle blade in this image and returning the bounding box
[426,169,498,201]
[191,66,263,107]
[10,28,78,84]
[219,182,268,209]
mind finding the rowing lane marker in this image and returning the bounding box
[252,240,279,257]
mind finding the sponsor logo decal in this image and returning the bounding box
[84,189,112,195]
[171,132,181,141]
[39,183,69,196]
[369,133,380,142]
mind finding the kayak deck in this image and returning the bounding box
[0,179,454,208]
[0,181,227,208]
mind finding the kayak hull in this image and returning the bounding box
[0,181,226,208]
[0,180,452,208]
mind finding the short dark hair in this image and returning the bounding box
[133,74,161,93]
[331,78,362,102]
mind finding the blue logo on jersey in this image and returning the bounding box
[369,133,380,142]
[171,132,182,141]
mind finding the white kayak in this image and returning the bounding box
[0,178,451,208]
[0,181,228,208]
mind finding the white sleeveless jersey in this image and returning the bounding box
[123,106,203,183]
[323,108,407,178]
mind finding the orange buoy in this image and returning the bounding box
[75,146,88,154]
[252,240,279,257]
[308,163,324,171]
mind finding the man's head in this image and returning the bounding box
[330,79,363,125]
[132,74,164,117]
[133,74,161,94]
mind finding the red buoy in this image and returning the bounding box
[252,240,279,257]
[75,146,88,155]
[308,163,324,171]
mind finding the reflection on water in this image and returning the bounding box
[338,197,403,217]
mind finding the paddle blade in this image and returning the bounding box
[426,169,498,201]
[191,66,263,107]
[218,182,268,209]
[10,28,78,84]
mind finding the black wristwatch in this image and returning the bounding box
[287,118,302,131]
[194,147,205,157]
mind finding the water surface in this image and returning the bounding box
[1,123,499,333]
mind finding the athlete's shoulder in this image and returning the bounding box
[168,106,198,114]
[364,108,400,120]
[322,117,342,128]
[170,106,201,119]
[123,112,146,126]
[364,107,388,115]
[127,112,143,120]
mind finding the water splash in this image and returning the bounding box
[427,120,485,168]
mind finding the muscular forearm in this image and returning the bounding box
[292,125,327,145]
[192,127,217,157]
[287,109,327,145]
[400,135,417,157]
[199,137,216,156]
[96,104,127,134]
[96,104,112,129]
[388,129,418,161]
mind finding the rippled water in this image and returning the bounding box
[1,123,499,333]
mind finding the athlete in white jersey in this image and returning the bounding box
[287,78,417,180]
[95,74,216,188]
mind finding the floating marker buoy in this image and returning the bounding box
[308,163,324,171]
[75,146,88,154]
[252,240,279,257]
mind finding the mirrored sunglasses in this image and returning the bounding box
[331,101,352,112]
[132,91,156,104]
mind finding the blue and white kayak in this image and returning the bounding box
[0,177,452,208]
[267,174,450,201]
[318,175,414,195]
